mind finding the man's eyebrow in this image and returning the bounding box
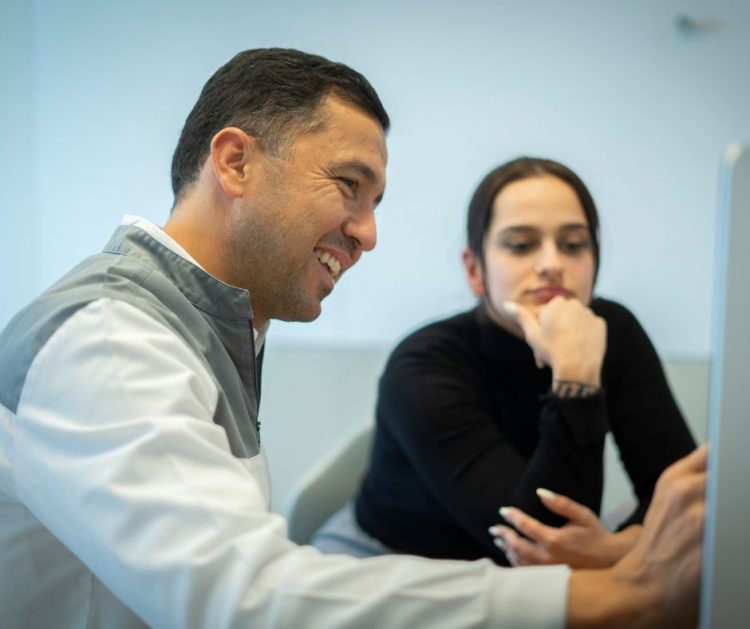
[336,160,378,182]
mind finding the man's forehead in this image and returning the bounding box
[316,94,386,142]
[288,95,388,191]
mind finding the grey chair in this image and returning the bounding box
[284,424,373,545]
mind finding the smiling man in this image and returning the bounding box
[0,48,705,628]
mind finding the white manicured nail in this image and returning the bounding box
[499,507,512,521]
[502,301,518,315]
[494,537,507,551]
[536,488,557,501]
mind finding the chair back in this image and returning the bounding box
[285,424,373,545]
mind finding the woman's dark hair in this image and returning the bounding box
[171,48,390,201]
[466,156,601,280]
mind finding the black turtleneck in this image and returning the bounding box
[354,298,696,565]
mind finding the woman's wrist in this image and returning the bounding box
[551,361,602,390]
[552,378,601,398]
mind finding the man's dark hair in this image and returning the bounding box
[171,48,390,200]
[466,156,601,282]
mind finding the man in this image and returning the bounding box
[0,48,705,628]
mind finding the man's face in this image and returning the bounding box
[228,95,387,325]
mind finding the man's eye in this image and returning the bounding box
[339,178,358,192]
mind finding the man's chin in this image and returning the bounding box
[275,300,323,323]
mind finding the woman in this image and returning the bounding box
[313,157,696,568]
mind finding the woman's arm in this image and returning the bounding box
[366,308,612,561]
[488,300,697,568]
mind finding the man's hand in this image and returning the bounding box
[489,489,639,569]
[612,443,707,625]
[567,444,707,628]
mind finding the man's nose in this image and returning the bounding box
[344,208,377,253]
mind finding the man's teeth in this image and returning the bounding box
[315,250,341,277]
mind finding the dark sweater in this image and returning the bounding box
[355,298,696,565]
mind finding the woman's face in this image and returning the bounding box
[464,175,595,333]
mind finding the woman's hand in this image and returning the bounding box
[488,488,641,569]
[504,297,606,387]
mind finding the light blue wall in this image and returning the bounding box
[3,0,749,357]
[0,0,742,532]
[0,0,36,326]
[2,0,749,357]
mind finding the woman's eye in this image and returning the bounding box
[502,240,535,254]
[560,240,591,254]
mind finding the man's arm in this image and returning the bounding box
[13,298,570,628]
[13,297,704,628]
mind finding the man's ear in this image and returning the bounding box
[209,127,261,199]
[462,247,486,297]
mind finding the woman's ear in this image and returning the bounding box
[462,247,486,297]
[209,127,261,199]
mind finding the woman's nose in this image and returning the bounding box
[535,241,563,280]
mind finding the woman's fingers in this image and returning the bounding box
[502,297,606,379]
[498,506,555,546]
[490,494,624,568]
[502,301,548,367]
[489,524,549,566]
[535,488,598,527]
[502,301,538,336]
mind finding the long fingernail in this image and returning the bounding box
[536,488,557,501]
[499,506,512,521]
[488,525,501,536]
[493,537,507,551]
[502,301,518,315]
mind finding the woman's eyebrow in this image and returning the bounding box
[557,223,590,232]
[497,225,539,235]
[497,223,588,235]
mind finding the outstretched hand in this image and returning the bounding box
[489,489,640,569]
[566,445,707,627]
[610,444,708,626]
